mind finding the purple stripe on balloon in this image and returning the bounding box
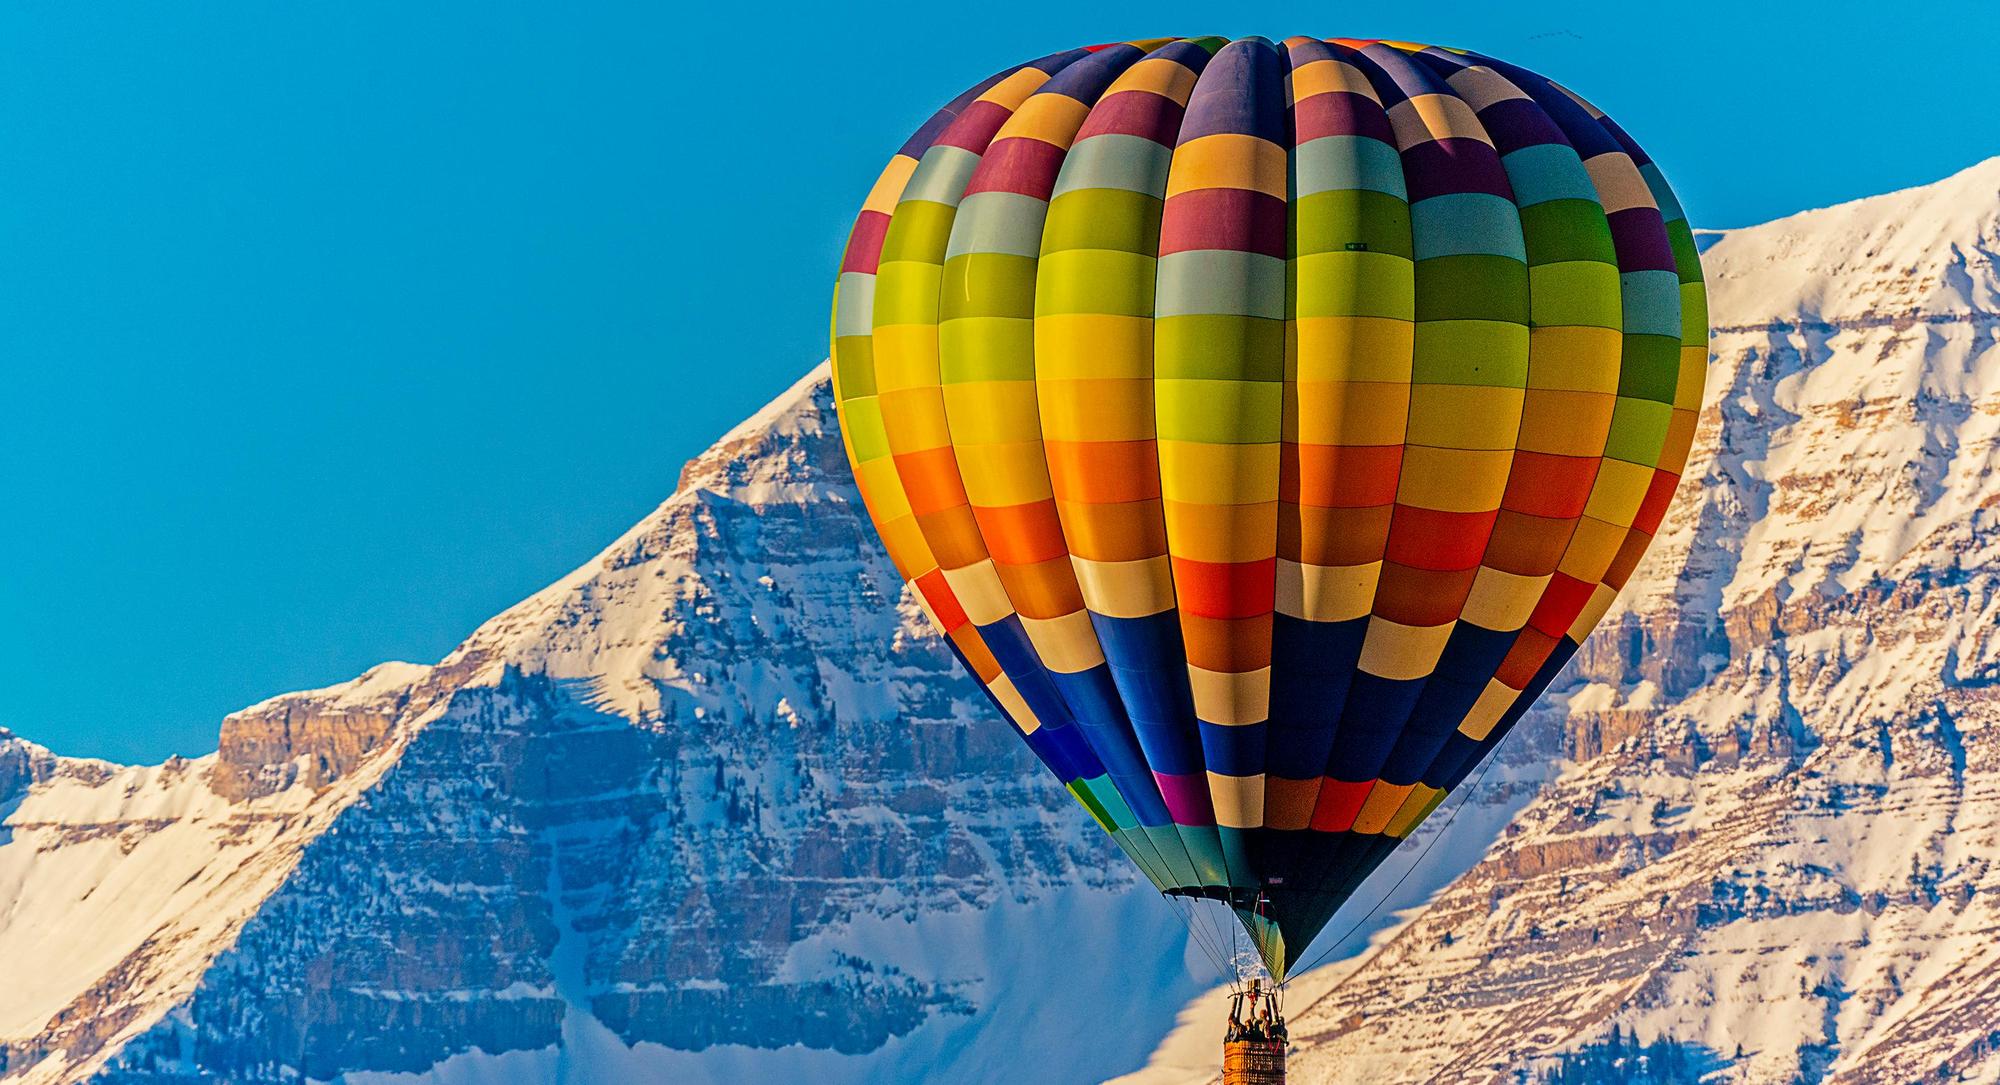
[1464,53,1623,159]
[1607,207,1677,272]
[1041,42,1145,104]
[1028,47,1095,75]
[896,68,1019,159]
[1412,46,1477,73]
[1476,96,1569,154]
[1150,37,1221,71]
[1355,42,1452,100]
[1155,770,1218,825]
[1595,113,1656,168]
[1283,35,1352,79]
[1178,38,1288,144]
[1337,46,1411,117]
[1401,139,1513,202]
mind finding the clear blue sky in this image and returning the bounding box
[4,0,1994,763]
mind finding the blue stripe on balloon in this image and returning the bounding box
[1266,613,1367,777]
[1199,719,1268,776]
[1046,665,1175,825]
[1378,673,1486,784]
[1324,672,1427,779]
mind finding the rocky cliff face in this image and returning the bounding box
[207,669,420,803]
[1112,157,2000,1085]
[0,731,65,805]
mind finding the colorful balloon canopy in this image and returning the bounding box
[829,36,1706,980]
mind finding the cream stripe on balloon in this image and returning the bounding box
[1386,94,1489,147]
[1459,566,1552,631]
[1187,667,1274,726]
[1275,559,1381,622]
[1206,772,1266,829]
[1443,65,1532,111]
[1456,679,1519,741]
[1582,153,1657,215]
[1068,555,1177,618]
[1017,611,1107,673]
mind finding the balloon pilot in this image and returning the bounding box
[1223,978,1288,1084]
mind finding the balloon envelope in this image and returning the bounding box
[829,36,1706,979]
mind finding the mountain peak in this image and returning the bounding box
[675,359,841,506]
[426,362,851,724]
[1705,154,2000,324]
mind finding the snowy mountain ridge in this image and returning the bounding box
[1703,156,2000,325]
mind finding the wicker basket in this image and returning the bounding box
[1221,1039,1286,1084]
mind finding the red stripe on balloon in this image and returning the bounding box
[1310,778,1374,832]
[1527,572,1595,637]
[1075,90,1186,144]
[1384,507,1499,571]
[965,138,1068,199]
[1632,470,1681,534]
[916,569,969,633]
[1171,556,1277,618]
[839,212,891,275]
[1158,188,1287,256]
[1502,452,1601,518]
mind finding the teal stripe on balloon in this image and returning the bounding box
[1050,134,1174,195]
[1292,135,1406,197]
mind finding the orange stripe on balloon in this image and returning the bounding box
[1044,440,1164,502]
[1281,444,1404,507]
[1481,510,1572,576]
[994,557,1088,618]
[1181,613,1274,672]
[947,624,1004,682]
[1495,627,1561,689]
[971,501,1071,565]
[1602,527,1654,589]
[913,505,990,569]
[1282,505,1395,566]
[1052,499,1171,561]
[1373,564,1478,627]
[894,447,973,516]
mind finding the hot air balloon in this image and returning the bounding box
[829,34,1705,1080]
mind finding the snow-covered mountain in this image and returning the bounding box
[0,363,1541,1085]
[4,155,1998,1085]
[1124,156,2000,1085]
[0,366,1228,1085]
